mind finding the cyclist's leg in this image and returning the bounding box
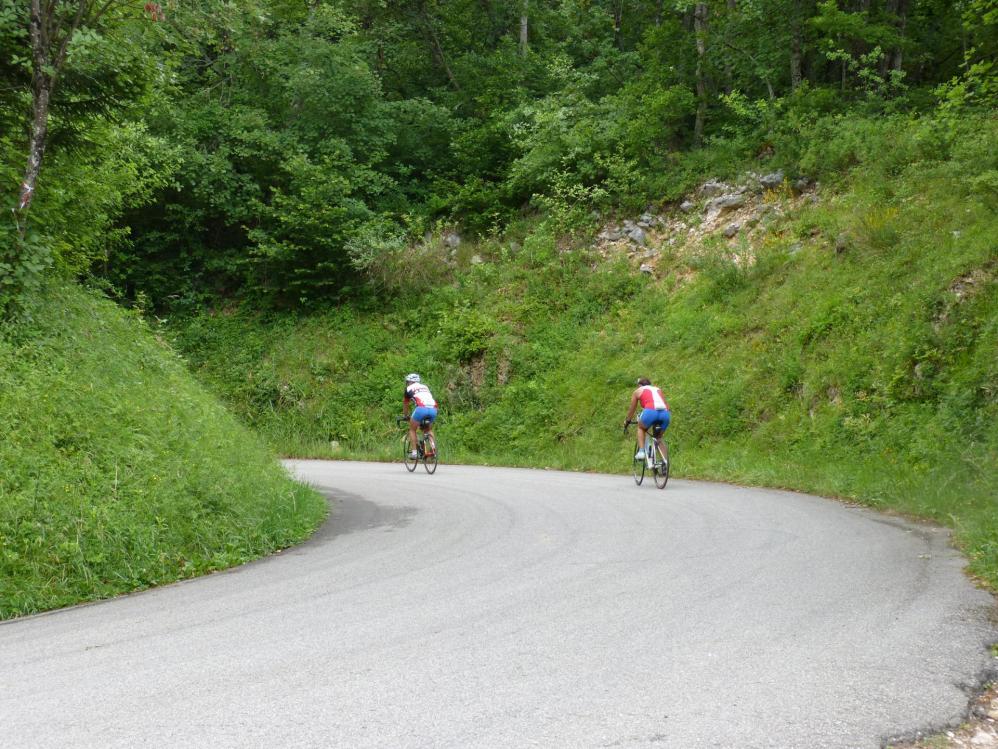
[412,407,436,455]
[659,410,671,432]
[636,409,654,457]
[423,408,438,454]
[653,411,670,462]
[408,413,420,457]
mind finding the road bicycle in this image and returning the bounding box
[624,420,669,489]
[397,416,438,474]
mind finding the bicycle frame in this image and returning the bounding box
[399,415,438,474]
[625,420,670,489]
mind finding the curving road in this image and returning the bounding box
[2,461,995,748]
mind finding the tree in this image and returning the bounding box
[14,0,140,235]
[693,2,708,143]
[2,0,150,315]
[520,0,528,56]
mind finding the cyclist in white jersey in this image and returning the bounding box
[623,377,672,462]
[403,373,438,460]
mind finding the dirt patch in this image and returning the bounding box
[469,353,487,389]
[496,353,511,385]
[933,264,996,330]
[949,268,993,302]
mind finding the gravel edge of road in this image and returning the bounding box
[886,679,998,749]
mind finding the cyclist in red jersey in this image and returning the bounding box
[403,373,438,459]
[623,377,671,462]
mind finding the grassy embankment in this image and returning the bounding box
[0,284,326,619]
[167,114,998,586]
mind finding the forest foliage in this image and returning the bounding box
[1,0,995,310]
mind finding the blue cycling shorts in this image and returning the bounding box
[639,408,670,431]
[411,406,437,424]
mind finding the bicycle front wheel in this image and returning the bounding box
[403,435,418,472]
[632,441,645,486]
[422,433,438,474]
[653,441,669,489]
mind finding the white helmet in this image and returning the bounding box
[405,373,421,383]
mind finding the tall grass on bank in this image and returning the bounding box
[0,285,326,618]
[167,114,997,587]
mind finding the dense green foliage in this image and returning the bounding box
[168,113,998,584]
[2,0,995,308]
[0,284,325,618]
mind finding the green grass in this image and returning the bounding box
[0,284,327,618]
[167,113,998,587]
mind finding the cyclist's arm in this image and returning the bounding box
[624,390,640,425]
[403,389,411,419]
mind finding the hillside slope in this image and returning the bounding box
[168,115,998,585]
[0,285,326,618]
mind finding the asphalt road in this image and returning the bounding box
[2,461,995,749]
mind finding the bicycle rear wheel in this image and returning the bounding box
[423,433,438,475]
[403,435,418,472]
[653,441,669,489]
[632,441,645,486]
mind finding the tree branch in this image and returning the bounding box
[416,6,461,92]
[53,1,90,73]
[92,0,125,26]
[722,40,776,100]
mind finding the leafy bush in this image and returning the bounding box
[0,230,51,318]
[437,304,502,363]
[347,222,454,294]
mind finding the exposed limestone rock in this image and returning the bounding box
[760,171,785,190]
[699,180,731,197]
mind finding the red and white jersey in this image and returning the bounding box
[637,385,669,410]
[405,382,437,408]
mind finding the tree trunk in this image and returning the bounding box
[519,0,528,57]
[694,2,708,145]
[891,0,908,72]
[18,83,51,217]
[614,0,623,51]
[15,0,52,233]
[790,0,804,90]
[16,0,99,232]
